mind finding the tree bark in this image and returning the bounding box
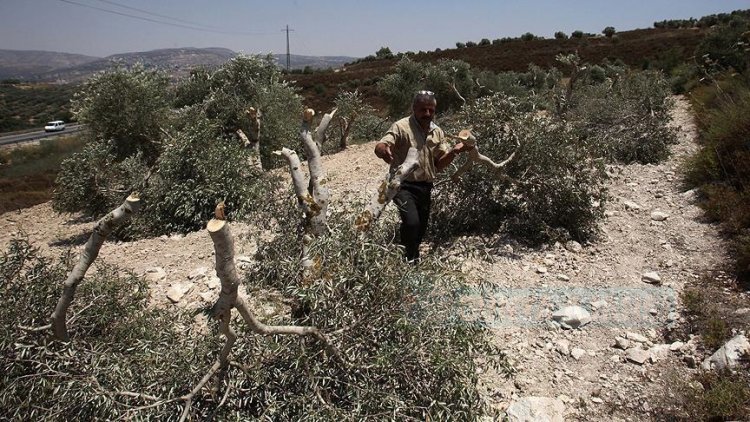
[356,147,420,231]
[50,194,142,341]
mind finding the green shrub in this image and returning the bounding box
[433,94,608,244]
[245,208,509,419]
[0,238,216,419]
[565,70,677,164]
[571,30,584,39]
[71,63,170,163]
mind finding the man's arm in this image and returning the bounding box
[436,141,473,171]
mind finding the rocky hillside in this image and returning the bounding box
[0,48,356,82]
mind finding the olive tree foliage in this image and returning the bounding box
[54,55,293,236]
[433,94,608,244]
[2,239,217,420]
[377,58,478,116]
[70,63,171,163]
[328,89,376,150]
[173,54,303,168]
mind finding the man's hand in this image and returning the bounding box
[375,142,393,164]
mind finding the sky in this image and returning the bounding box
[0,0,748,58]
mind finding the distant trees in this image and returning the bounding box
[521,32,536,41]
[603,26,616,37]
[479,38,491,46]
[571,30,584,38]
[466,41,477,47]
[456,42,466,48]
[554,31,568,39]
[375,46,394,59]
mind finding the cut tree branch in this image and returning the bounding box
[356,147,420,231]
[448,130,518,182]
[50,194,142,341]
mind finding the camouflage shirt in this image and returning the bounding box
[379,115,451,182]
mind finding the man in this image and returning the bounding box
[374,90,473,261]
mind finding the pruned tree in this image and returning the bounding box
[236,106,263,171]
[274,108,335,274]
[48,194,142,341]
[177,208,345,421]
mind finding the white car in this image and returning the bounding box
[44,120,66,132]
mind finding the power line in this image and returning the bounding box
[57,0,266,35]
[282,25,294,70]
[93,0,223,30]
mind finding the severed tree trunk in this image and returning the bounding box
[339,116,353,150]
[355,147,420,232]
[50,194,142,341]
[237,107,262,171]
[179,216,346,421]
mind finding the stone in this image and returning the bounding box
[556,274,570,282]
[551,306,591,329]
[650,211,670,221]
[626,332,649,343]
[590,397,604,404]
[565,241,583,253]
[649,308,658,316]
[205,276,220,290]
[555,339,570,356]
[614,337,630,350]
[571,348,586,361]
[702,334,750,371]
[667,312,680,322]
[590,300,608,310]
[670,341,685,352]
[166,282,194,303]
[681,189,698,203]
[505,396,565,422]
[144,267,167,283]
[626,348,650,365]
[650,344,671,361]
[624,200,642,211]
[198,291,214,303]
[536,266,548,274]
[734,308,750,315]
[642,272,662,285]
[188,266,208,280]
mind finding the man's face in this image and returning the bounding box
[413,99,436,127]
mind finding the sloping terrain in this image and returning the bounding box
[0,96,731,419]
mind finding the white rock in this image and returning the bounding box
[205,276,220,290]
[614,337,630,350]
[626,332,649,343]
[624,201,642,211]
[144,267,167,282]
[555,339,570,356]
[536,266,548,274]
[626,348,650,365]
[702,334,750,371]
[556,274,570,282]
[650,344,671,361]
[506,396,565,422]
[590,397,604,404]
[667,312,680,322]
[571,348,586,361]
[734,308,750,315]
[552,306,591,329]
[198,291,214,303]
[565,241,583,253]
[590,300,608,310]
[188,266,208,280]
[669,341,685,352]
[642,272,662,285]
[166,282,194,303]
[649,309,658,316]
[681,189,698,203]
[650,211,670,221]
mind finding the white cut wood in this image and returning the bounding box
[50,194,142,341]
[449,130,517,181]
[356,147,420,231]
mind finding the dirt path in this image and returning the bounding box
[0,97,722,420]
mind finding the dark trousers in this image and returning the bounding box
[393,181,433,261]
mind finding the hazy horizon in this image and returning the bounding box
[1,0,748,59]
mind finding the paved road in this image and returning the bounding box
[0,124,85,147]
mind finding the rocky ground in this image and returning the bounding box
[1,96,744,421]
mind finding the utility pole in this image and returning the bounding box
[281,24,294,71]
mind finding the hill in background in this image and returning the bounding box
[0,48,357,82]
